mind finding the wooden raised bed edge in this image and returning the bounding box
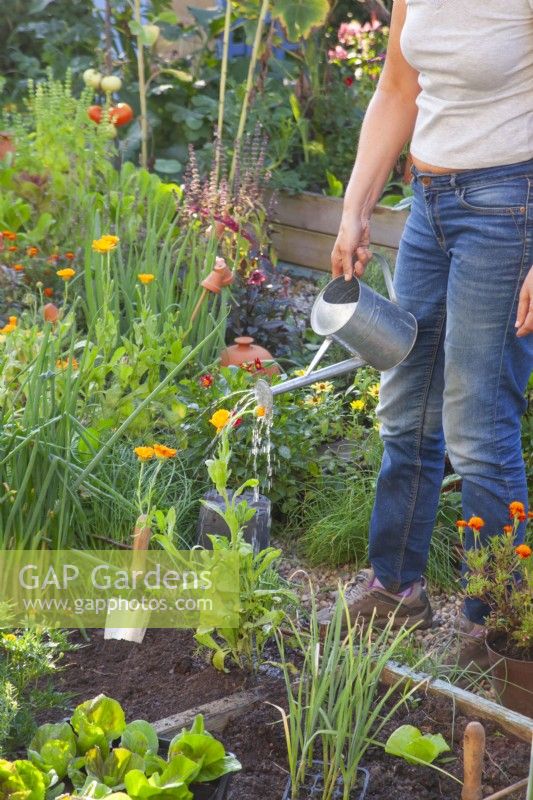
[270,191,408,272]
[153,660,533,745]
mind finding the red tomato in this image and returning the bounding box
[87,105,103,124]
[109,103,134,127]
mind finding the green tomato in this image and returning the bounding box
[83,68,102,90]
[100,75,122,94]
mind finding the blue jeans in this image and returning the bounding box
[369,158,533,623]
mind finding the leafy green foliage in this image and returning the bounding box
[168,715,241,783]
[385,724,450,765]
[3,697,241,800]
[272,0,330,40]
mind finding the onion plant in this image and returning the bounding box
[274,589,425,800]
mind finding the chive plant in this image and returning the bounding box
[274,589,425,800]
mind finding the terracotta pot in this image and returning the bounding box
[486,634,533,718]
[0,132,15,161]
[201,261,234,293]
[219,336,280,375]
[43,303,59,324]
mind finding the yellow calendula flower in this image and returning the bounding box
[56,268,76,281]
[292,368,307,377]
[209,409,231,431]
[134,446,155,461]
[311,381,334,394]
[255,406,266,417]
[2,633,16,642]
[138,273,155,285]
[350,399,365,412]
[0,317,16,334]
[367,383,380,399]
[92,235,119,254]
[153,444,178,459]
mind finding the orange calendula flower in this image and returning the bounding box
[468,516,485,531]
[515,544,532,559]
[255,406,266,417]
[64,251,75,260]
[55,358,79,371]
[7,245,17,252]
[0,323,16,334]
[153,444,178,459]
[13,264,24,271]
[209,409,231,431]
[509,501,525,518]
[27,246,39,257]
[56,268,76,281]
[2,230,17,241]
[44,287,54,298]
[138,273,155,285]
[503,525,514,536]
[134,446,155,461]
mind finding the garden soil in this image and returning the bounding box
[46,628,531,800]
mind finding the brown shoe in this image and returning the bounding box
[455,615,490,670]
[316,568,433,632]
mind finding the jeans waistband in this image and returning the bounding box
[411,157,533,189]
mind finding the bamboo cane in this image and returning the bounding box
[134,0,149,169]
[215,0,233,184]
[229,0,270,186]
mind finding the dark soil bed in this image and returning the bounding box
[46,629,531,800]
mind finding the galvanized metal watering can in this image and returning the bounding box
[255,257,418,412]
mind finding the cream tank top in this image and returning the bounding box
[400,0,533,169]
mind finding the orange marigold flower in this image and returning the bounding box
[509,501,525,518]
[64,251,75,260]
[153,444,178,459]
[528,511,533,519]
[138,273,155,285]
[515,511,527,522]
[515,544,532,559]
[7,245,17,252]
[503,525,514,536]
[27,246,39,257]
[47,254,60,264]
[456,519,468,529]
[13,264,24,271]
[56,268,76,281]
[134,446,155,461]
[468,516,485,531]
[44,287,54,298]
[2,230,17,240]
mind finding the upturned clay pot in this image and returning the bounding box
[0,132,15,161]
[219,336,280,375]
[201,259,234,294]
[43,303,60,324]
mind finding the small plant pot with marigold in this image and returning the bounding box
[459,502,533,715]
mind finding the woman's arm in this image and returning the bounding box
[331,0,420,279]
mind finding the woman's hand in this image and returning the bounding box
[331,213,373,280]
[516,265,533,337]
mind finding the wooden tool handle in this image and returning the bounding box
[462,721,485,800]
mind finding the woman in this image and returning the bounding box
[318,0,533,660]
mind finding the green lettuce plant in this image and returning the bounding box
[27,723,76,781]
[0,758,47,800]
[385,725,450,765]
[168,714,241,783]
[70,695,126,756]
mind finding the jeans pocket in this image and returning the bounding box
[456,177,528,216]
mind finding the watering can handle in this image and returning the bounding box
[374,253,397,304]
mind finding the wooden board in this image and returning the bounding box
[153,686,268,737]
[270,192,408,271]
[381,661,533,744]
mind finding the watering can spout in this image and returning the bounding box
[255,257,417,413]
